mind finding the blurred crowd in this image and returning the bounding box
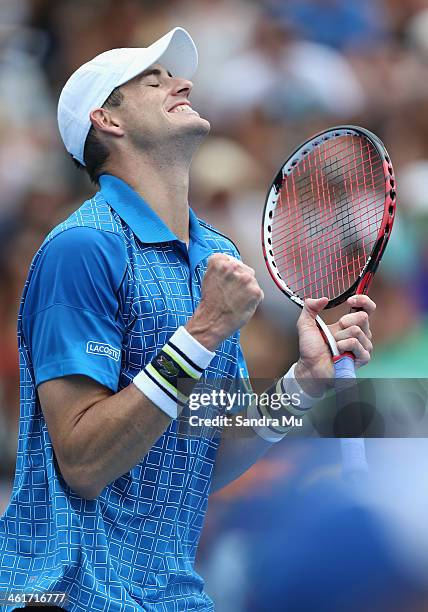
[1,0,428,610]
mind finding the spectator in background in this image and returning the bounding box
[208,13,366,131]
[264,0,388,51]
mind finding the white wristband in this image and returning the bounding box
[247,399,286,443]
[248,363,324,443]
[281,362,324,412]
[133,326,215,419]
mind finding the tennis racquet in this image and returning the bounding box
[262,125,396,477]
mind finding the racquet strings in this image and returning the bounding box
[271,135,386,301]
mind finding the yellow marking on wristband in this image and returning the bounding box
[162,344,199,380]
[146,363,188,404]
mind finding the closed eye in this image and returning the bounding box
[147,83,160,88]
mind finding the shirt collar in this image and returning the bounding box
[99,174,207,246]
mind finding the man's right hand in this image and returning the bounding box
[185,253,264,351]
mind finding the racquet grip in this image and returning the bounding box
[334,355,368,477]
[333,354,356,379]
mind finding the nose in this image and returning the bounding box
[170,76,193,98]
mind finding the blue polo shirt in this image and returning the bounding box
[0,175,249,611]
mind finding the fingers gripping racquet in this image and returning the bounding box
[262,125,396,478]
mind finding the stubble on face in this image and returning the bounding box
[118,66,211,163]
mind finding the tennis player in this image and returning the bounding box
[0,28,375,611]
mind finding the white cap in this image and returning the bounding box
[57,27,198,165]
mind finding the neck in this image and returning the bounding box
[109,150,191,243]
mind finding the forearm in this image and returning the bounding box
[211,425,272,493]
[53,380,171,499]
[211,364,324,492]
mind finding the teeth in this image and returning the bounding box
[171,104,192,113]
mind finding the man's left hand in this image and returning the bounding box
[294,295,376,395]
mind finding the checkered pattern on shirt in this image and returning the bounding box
[0,193,244,612]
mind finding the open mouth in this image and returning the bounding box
[168,103,199,116]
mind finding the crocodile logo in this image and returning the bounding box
[157,355,179,378]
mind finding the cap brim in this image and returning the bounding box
[118,27,198,86]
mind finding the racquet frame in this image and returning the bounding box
[262,125,396,313]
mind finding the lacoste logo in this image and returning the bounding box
[157,355,179,378]
[86,341,120,362]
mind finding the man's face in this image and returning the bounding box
[113,63,210,152]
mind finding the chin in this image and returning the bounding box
[180,115,211,142]
[199,114,211,129]
[188,114,211,134]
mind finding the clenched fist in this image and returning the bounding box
[186,253,264,351]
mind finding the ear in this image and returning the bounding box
[89,108,125,137]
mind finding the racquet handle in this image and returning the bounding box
[334,354,356,379]
[334,355,368,478]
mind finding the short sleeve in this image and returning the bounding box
[22,227,128,392]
